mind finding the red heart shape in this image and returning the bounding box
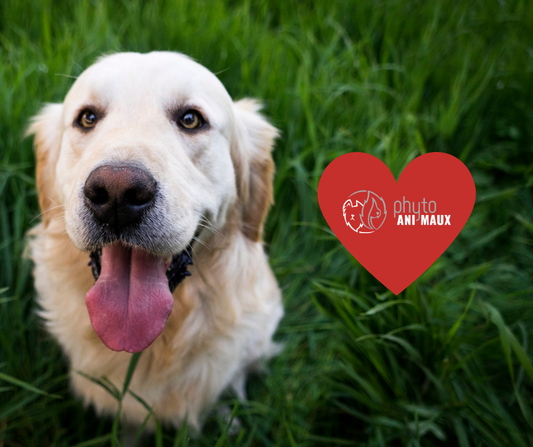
[318,152,476,294]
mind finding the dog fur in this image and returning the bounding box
[27,52,283,429]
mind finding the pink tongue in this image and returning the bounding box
[86,243,174,353]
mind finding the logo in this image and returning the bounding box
[317,152,476,295]
[343,190,387,234]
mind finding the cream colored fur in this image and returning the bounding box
[27,52,283,429]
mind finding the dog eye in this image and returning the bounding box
[76,109,98,129]
[179,110,204,130]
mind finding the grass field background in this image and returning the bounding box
[1,0,533,445]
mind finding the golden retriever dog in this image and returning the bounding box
[27,51,283,430]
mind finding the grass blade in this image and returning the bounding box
[0,371,61,399]
[122,352,142,395]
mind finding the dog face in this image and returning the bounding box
[39,52,239,254]
[29,52,277,352]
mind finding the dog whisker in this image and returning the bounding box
[30,204,66,223]
[196,222,222,238]
[192,212,223,237]
[191,235,211,252]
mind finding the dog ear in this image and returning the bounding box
[231,99,278,242]
[26,104,63,227]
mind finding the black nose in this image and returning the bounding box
[83,165,157,233]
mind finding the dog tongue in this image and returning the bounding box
[86,243,174,353]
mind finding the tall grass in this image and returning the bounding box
[1,0,533,445]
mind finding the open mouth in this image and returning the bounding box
[88,243,193,293]
[85,240,194,353]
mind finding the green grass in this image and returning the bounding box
[1,0,533,445]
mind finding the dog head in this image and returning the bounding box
[28,52,277,352]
